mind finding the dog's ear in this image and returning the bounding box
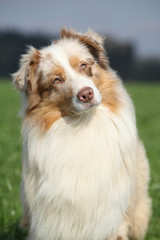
[12,46,41,112]
[61,28,109,70]
[12,46,40,93]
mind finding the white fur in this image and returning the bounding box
[22,91,137,239]
[14,32,151,240]
[39,39,102,112]
[71,75,102,112]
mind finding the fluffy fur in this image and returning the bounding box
[13,28,151,240]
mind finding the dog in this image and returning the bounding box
[12,28,151,240]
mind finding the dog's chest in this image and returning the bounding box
[27,107,135,238]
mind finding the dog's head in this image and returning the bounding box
[13,29,119,125]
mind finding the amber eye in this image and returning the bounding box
[80,63,87,69]
[53,78,62,83]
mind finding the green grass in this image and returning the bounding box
[127,83,160,240]
[0,80,27,239]
[0,80,160,239]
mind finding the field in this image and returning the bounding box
[0,80,160,239]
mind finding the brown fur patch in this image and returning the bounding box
[93,65,120,112]
[61,28,109,70]
[69,56,120,112]
[26,91,74,132]
[69,55,80,72]
[25,36,119,131]
[43,111,61,130]
[38,66,66,95]
[61,28,102,51]
[53,65,66,79]
[117,237,123,240]
[26,106,62,132]
[25,107,57,133]
[69,56,93,77]
[26,67,73,132]
[26,50,41,113]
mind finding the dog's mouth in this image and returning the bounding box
[82,100,100,109]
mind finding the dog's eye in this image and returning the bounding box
[80,63,87,69]
[53,78,62,83]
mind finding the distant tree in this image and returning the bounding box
[0,30,160,82]
[104,37,135,80]
[133,58,160,82]
[0,31,56,77]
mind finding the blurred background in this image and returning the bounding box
[0,0,160,81]
[0,1,160,239]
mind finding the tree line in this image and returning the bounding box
[0,30,160,82]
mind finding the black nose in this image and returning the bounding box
[77,87,94,103]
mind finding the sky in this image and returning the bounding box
[0,0,160,58]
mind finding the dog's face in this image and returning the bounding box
[13,29,120,129]
[37,37,103,114]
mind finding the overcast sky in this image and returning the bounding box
[0,0,160,58]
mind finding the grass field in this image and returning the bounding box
[0,79,160,239]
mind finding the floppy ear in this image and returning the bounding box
[61,28,109,70]
[12,46,40,93]
[12,46,41,112]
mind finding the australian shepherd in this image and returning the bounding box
[13,28,151,240]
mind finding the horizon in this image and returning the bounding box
[0,0,160,58]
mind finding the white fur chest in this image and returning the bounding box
[23,105,137,240]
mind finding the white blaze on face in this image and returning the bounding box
[71,75,102,112]
[40,39,102,112]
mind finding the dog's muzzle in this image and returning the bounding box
[77,87,94,103]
